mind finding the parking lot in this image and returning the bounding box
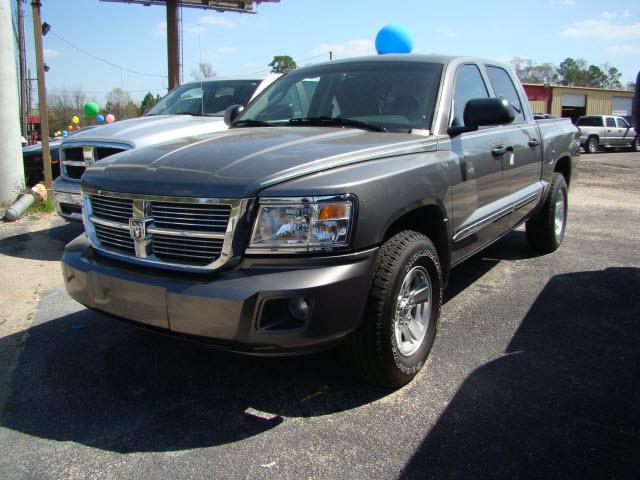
[0,151,638,479]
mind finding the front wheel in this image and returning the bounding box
[341,231,442,388]
[633,137,640,152]
[526,173,568,253]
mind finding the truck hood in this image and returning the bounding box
[82,126,436,198]
[61,115,227,149]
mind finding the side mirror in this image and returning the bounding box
[448,98,516,136]
[224,104,244,126]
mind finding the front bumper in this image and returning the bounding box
[53,177,82,222]
[62,234,377,354]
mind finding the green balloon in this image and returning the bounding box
[83,101,100,117]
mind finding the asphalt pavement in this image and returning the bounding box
[0,152,638,479]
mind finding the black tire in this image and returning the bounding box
[633,137,640,153]
[526,173,568,253]
[341,231,442,388]
[586,136,599,154]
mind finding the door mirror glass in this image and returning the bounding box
[224,104,244,126]
[448,98,515,136]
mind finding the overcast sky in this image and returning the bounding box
[19,0,640,104]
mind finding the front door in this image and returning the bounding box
[448,64,510,263]
[617,118,634,147]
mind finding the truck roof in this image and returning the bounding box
[306,53,510,69]
[182,73,280,87]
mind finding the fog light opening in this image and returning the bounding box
[258,296,313,333]
[289,297,312,322]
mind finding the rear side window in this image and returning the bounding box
[486,66,525,122]
[616,118,629,128]
[576,117,603,127]
[605,118,616,128]
[452,64,489,127]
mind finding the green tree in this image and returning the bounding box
[510,57,558,84]
[139,92,158,115]
[105,88,139,120]
[586,65,607,88]
[603,64,622,89]
[269,55,297,73]
[557,57,588,86]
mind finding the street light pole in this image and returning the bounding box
[30,0,52,188]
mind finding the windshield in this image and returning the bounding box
[235,61,443,132]
[147,80,262,116]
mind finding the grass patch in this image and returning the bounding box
[27,195,55,215]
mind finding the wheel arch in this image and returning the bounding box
[381,203,451,287]
[554,156,572,187]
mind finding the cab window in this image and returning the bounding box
[605,118,616,128]
[451,64,489,127]
[486,66,526,122]
[616,118,629,128]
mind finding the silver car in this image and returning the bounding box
[577,115,639,154]
[53,74,280,220]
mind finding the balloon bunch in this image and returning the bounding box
[83,101,116,125]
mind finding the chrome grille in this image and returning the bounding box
[90,194,133,223]
[84,189,245,272]
[151,202,231,233]
[93,223,135,255]
[62,144,128,180]
[153,234,225,264]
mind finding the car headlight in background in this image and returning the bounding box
[248,195,355,252]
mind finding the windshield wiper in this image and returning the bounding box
[287,116,387,132]
[174,112,203,116]
[232,119,275,127]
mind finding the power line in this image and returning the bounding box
[49,31,167,79]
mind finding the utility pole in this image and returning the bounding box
[0,0,25,204]
[329,51,333,61]
[17,0,28,137]
[30,0,52,188]
[166,0,180,90]
[27,68,33,130]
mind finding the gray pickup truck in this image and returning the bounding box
[577,115,639,153]
[62,54,580,387]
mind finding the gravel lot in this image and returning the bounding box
[1,152,638,479]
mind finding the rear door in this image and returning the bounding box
[448,64,510,262]
[485,65,542,202]
[604,117,620,145]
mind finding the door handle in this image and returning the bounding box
[492,145,507,156]
[528,139,540,148]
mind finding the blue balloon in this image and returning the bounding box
[96,114,104,123]
[375,24,414,55]
[61,130,68,137]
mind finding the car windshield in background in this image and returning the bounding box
[146,80,261,117]
[235,61,443,133]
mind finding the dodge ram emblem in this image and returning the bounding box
[129,218,147,242]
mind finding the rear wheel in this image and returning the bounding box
[526,173,568,253]
[586,136,599,154]
[341,231,442,388]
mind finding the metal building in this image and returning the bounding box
[523,83,635,123]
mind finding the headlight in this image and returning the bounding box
[248,195,355,253]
